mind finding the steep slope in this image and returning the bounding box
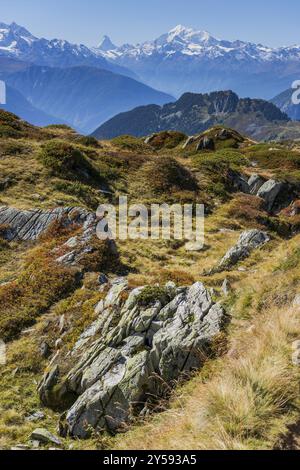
[0,111,300,450]
[0,85,68,127]
[92,90,293,141]
[0,22,134,78]
[97,24,300,98]
[5,65,173,133]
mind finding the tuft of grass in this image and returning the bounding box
[38,140,91,177]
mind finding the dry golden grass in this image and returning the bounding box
[112,235,300,450]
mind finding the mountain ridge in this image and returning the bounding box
[5,64,173,133]
[0,21,135,78]
[96,24,300,98]
[92,90,294,141]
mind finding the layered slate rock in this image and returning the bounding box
[38,280,228,438]
[248,174,266,195]
[256,180,284,212]
[0,206,93,241]
[214,229,270,272]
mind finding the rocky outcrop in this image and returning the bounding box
[38,280,228,438]
[0,206,93,241]
[213,230,270,272]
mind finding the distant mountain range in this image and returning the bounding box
[93,90,300,142]
[4,65,172,133]
[97,25,300,98]
[0,21,134,78]
[1,21,300,138]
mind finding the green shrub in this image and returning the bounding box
[38,140,88,174]
[75,136,100,148]
[136,286,170,307]
[53,181,99,208]
[0,248,79,341]
[134,157,198,198]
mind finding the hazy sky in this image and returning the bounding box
[1,0,300,48]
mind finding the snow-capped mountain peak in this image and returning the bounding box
[164,24,218,45]
[97,35,117,51]
[0,21,135,77]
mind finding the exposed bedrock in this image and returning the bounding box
[38,280,229,438]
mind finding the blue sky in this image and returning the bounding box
[1,0,300,48]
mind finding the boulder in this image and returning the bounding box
[216,230,270,272]
[257,180,283,212]
[227,169,250,194]
[39,282,228,438]
[248,174,266,195]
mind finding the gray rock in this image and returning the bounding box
[182,136,196,149]
[248,174,266,195]
[98,273,109,285]
[292,340,300,351]
[293,294,300,308]
[10,444,30,451]
[0,206,92,241]
[58,315,66,334]
[30,428,62,446]
[184,241,205,252]
[26,411,45,422]
[38,365,60,405]
[257,180,283,212]
[221,278,231,297]
[227,169,250,194]
[39,282,228,438]
[40,342,51,359]
[196,137,215,151]
[216,230,270,272]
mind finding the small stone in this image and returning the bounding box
[40,342,51,359]
[292,350,300,366]
[64,237,78,249]
[58,315,66,334]
[246,325,256,334]
[30,428,62,446]
[165,281,176,290]
[26,411,45,422]
[31,440,40,449]
[221,278,230,297]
